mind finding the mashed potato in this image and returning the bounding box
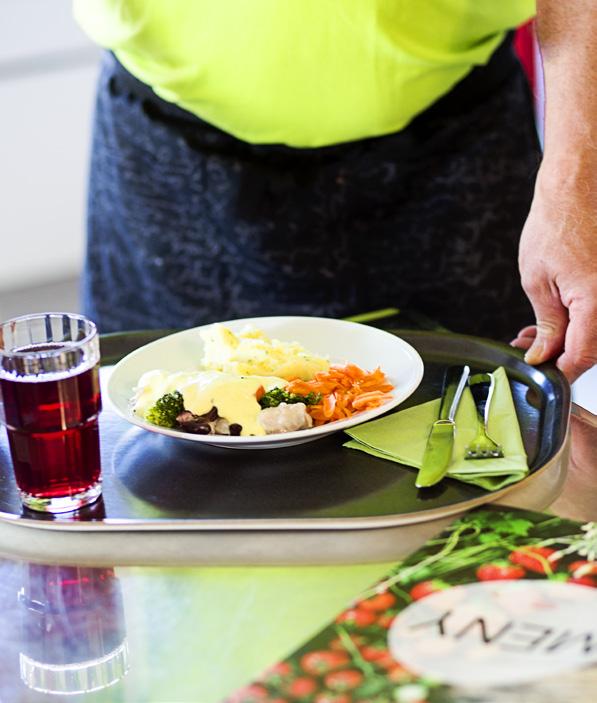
[199,324,329,381]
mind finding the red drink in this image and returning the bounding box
[1,357,102,500]
[0,314,103,512]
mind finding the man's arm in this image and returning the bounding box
[514,0,597,382]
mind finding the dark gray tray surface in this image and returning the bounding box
[0,330,569,529]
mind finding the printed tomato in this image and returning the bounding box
[329,634,366,651]
[301,651,351,676]
[476,563,526,581]
[376,613,395,629]
[409,580,448,601]
[509,547,559,574]
[324,669,364,692]
[568,576,597,588]
[373,651,398,669]
[386,663,411,683]
[262,662,293,684]
[359,644,389,662]
[314,694,351,703]
[568,560,597,576]
[335,608,377,628]
[357,592,397,611]
[285,676,318,699]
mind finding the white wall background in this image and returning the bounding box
[0,0,99,315]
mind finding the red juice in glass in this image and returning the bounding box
[0,314,103,512]
[1,362,102,498]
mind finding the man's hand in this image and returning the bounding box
[514,172,597,383]
[513,0,597,383]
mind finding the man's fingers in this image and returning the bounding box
[521,283,597,380]
[516,325,538,339]
[511,336,535,352]
[556,301,597,383]
[510,325,537,351]
[522,283,567,365]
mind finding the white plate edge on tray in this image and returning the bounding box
[106,316,424,448]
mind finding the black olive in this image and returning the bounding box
[204,406,219,422]
[176,411,195,424]
[229,423,242,436]
[180,421,211,435]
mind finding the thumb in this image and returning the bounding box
[523,288,568,366]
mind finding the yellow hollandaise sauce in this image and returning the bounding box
[133,369,286,436]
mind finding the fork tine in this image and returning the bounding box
[465,371,504,460]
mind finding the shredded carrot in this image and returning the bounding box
[286,364,394,426]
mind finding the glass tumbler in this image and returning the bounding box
[0,313,102,512]
[19,563,129,696]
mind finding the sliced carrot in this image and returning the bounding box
[284,364,394,426]
[322,393,337,419]
[352,393,391,411]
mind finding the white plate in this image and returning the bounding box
[106,316,424,448]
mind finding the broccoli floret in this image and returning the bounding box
[259,387,321,409]
[145,391,185,428]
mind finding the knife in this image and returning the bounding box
[416,364,470,488]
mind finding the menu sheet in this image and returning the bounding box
[224,506,597,703]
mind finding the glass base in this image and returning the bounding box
[20,481,102,514]
[20,640,129,695]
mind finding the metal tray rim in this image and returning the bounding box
[0,428,569,532]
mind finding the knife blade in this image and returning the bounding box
[416,364,470,488]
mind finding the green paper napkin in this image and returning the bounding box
[344,366,528,491]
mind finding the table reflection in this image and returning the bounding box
[18,564,129,696]
[552,413,597,522]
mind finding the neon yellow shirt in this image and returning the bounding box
[75,1,535,147]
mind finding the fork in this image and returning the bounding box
[465,372,504,460]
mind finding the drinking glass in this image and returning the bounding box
[0,313,102,512]
[19,563,129,695]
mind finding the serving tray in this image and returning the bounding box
[0,328,570,547]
